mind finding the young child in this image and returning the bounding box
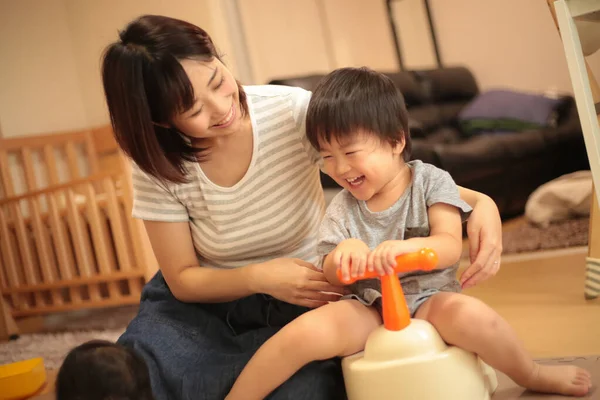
[55,340,154,400]
[225,67,592,399]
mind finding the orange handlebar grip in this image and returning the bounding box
[336,248,439,284]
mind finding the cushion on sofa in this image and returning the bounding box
[458,90,565,135]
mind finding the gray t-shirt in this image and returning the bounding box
[317,160,473,310]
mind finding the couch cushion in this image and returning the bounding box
[459,90,566,135]
[413,67,479,103]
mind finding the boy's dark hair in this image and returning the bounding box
[101,15,248,184]
[306,67,411,161]
[56,340,154,400]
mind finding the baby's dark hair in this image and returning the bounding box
[306,67,411,161]
[56,340,154,400]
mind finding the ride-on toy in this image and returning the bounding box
[338,248,498,399]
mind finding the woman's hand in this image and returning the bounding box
[249,258,346,308]
[460,194,503,289]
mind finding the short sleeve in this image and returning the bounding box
[424,167,472,222]
[130,163,189,222]
[317,192,350,257]
[291,88,321,166]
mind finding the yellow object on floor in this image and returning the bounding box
[0,358,47,400]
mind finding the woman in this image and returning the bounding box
[100,14,503,400]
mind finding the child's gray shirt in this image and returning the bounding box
[317,160,473,311]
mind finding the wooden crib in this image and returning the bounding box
[0,126,158,340]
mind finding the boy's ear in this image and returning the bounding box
[392,135,406,155]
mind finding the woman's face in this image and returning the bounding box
[171,58,244,140]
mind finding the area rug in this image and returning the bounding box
[0,328,125,370]
[463,217,589,258]
[0,305,138,369]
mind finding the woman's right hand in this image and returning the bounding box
[249,258,347,308]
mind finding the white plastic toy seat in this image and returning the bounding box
[339,249,498,400]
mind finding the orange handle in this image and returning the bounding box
[336,248,438,284]
[336,248,439,331]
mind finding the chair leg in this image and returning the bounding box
[585,257,600,300]
[0,297,19,341]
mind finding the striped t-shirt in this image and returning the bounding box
[131,85,325,269]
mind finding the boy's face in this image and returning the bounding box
[319,131,405,201]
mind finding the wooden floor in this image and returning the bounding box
[460,249,600,358]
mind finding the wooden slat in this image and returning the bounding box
[84,131,100,175]
[0,151,15,197]
[43,145,60,185]
[0,208,23,309]
[46,193,81,304]
[91,125,118,155]
[82,183,120,299]
[0,171,122,206]
[64,188,101,301]
[22,148,63,306]
[65,141,80,180]
[28,196,63,306]
[0,130,90,151]
[1,269,144,294]
[21,147,37,192]
[12,295,141,318]
[10,202,44,307]
[103,178,143,296]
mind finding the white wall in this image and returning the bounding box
[0,0,218,137]
[1,0,599,138]
[394,0,600,94]
[0,0,88,137]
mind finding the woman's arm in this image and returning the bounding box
[144,220,256,302]
[144,220,345,305]
[457,185,488,208]
[456,186,503,288]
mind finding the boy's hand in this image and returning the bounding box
[368,240,417,276]
[332,239,370,283]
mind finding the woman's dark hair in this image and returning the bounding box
[56,340,154,400]
[101,15,248,183]
[306,67,411,161]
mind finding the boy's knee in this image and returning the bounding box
[426,294,499,337]
[280,312,345,359]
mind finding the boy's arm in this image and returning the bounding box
[322,239,371,285]
[403,203,464,269]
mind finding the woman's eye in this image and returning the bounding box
[215,76,225,89]
[322,155,332,159]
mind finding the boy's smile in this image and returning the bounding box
[319,131,409,209]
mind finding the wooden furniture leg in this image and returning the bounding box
[0,297,19,341]
[547,0,600,299]
[586,191,600,299]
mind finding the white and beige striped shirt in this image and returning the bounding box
[131,85,325,269]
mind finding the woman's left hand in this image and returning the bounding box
[460,195,503,289]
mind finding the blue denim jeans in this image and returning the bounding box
[117,272,346,400]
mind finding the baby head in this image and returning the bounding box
[56,340,154,400]
[306,67,411,201]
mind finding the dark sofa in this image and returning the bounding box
[268,67,589,218]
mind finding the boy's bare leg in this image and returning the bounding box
[415,292,591,397]
[225,300,381,400]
